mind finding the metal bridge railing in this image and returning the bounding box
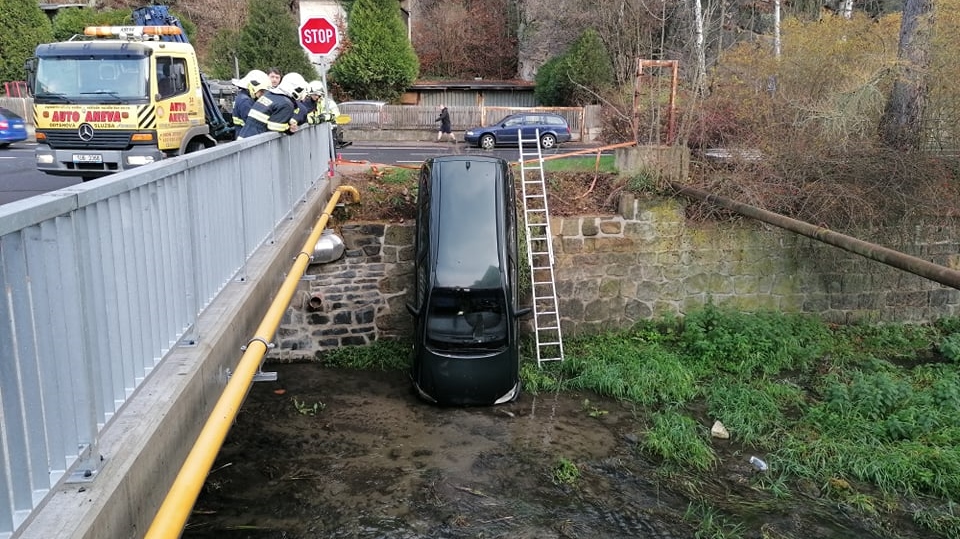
[0,125,333,538]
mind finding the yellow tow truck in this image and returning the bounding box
[25,14,233,181]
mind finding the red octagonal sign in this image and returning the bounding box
[300,17,338,55]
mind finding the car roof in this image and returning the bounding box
[503,112,567,122]
[339,100,387,106]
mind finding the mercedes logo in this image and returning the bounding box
[78,123,95,142]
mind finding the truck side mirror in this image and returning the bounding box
[514,306,532,318]
[24,58,36,96]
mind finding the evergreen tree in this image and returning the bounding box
[535,29,613,106]
[206,29,242,80]
[230,0,316,80]
[51,8,131,41]
[0,0,54,83]
[329,0,419,102]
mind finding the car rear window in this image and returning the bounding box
[434,159,502,289]
[545,115,566,126]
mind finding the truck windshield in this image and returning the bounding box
[34,57,149,103]
[426,288,507,350]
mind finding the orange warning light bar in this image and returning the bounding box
[84,26,182,37]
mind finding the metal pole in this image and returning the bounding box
[670,182,960,290]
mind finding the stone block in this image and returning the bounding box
[599,219,623,235]
[599,278,621,298]
[384,224,414,246]
[560,237,584,254]
[593,236,636,252]
[581,218,599,237]
[560,218,581,237]
[624,300,653,320]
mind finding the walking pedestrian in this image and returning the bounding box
[435,105,455,142]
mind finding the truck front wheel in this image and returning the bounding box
[185,139,206,154]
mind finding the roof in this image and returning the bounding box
[411,79,535,91]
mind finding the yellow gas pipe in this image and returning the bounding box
[144,185,359,539]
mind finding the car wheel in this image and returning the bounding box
[186,139,206,153]
[540,133,557,150]
[0,143,9,149]
[480,134,496,150]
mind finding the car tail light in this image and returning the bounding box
[0,121,8,129]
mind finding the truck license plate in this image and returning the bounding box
[72,154,103,163]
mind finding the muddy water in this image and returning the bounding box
[182,364,924,539]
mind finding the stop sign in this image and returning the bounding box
[300,17,338,55]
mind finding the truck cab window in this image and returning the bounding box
[156,57,187,99]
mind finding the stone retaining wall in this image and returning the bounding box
[271,198,960,359]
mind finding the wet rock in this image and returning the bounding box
[711,420,730,439]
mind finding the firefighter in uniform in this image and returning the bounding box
[230,69,269,129]
[299,81,351,148]
[294,80,325,125]
[237,72,307,139]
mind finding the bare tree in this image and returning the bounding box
[880,0,934,150]
[691,0,707,95]
[414,0,518,79]
[515,0,591,80]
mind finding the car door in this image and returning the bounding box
[519,114,543,144]
[495,115,524,145]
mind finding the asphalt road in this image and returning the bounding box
[0,141,77,206]
[0,139,605,207]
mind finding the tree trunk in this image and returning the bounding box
[691,0,706,96]
[880,0,934,150]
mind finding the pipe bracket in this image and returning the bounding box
[240,337,275,352]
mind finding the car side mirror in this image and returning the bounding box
[514,306,532,318]
[406,302,420,317]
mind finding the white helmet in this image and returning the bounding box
[232,69,269,95]
[245,69,270,95]
[305,80,326,97]
[276,72,308,100]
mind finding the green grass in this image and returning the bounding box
[520,304,960,537]
[315,339,410,370]
[540,154,616,173]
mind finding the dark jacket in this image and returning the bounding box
[436,107,451,132]
[238,91,298,138]
[232,89,254,128]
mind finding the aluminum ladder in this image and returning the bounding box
[517,129,564,366]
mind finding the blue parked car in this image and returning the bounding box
[464,112,572,150]
[0,107,28,148]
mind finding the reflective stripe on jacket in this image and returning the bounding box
[237,92,298,138]
[232,90,254,127]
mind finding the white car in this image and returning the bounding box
[338,101,388,126]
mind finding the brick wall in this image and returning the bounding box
[270,198,960,359]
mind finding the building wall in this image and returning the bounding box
[270,203,960,360]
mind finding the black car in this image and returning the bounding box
[407,155,530,406]
[463,112,572,150]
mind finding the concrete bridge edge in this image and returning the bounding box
[14,177,339,539]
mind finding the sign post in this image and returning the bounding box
[299,17,339,56]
